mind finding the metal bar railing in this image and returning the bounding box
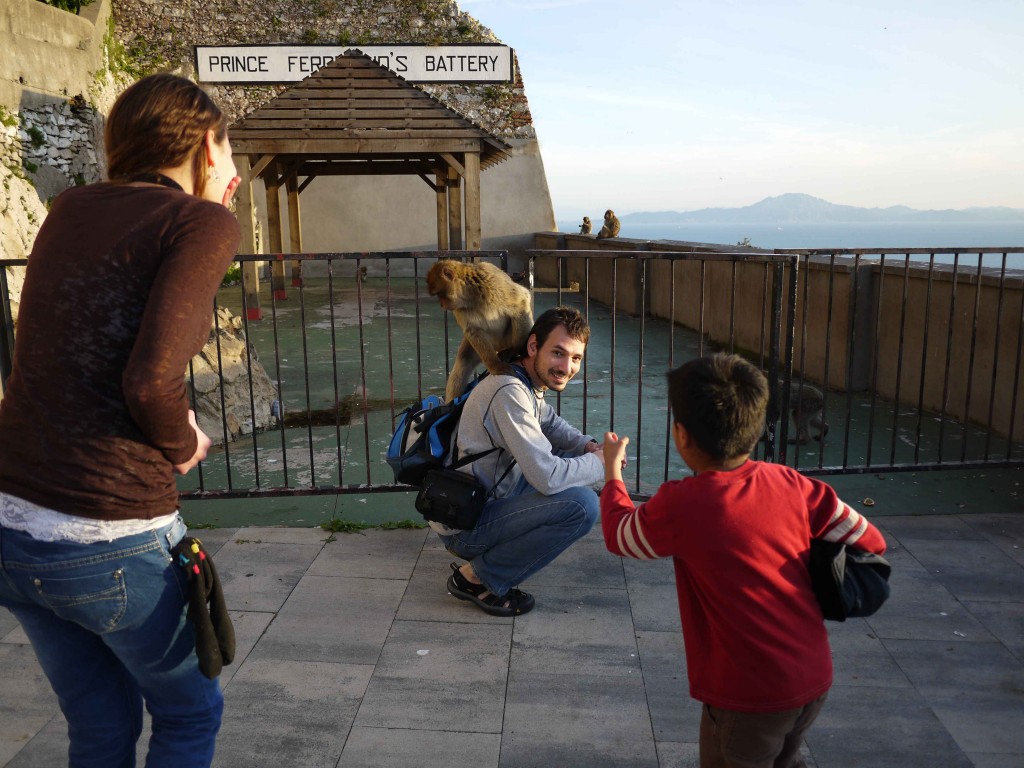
[2,245,1022,504]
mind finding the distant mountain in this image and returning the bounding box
[619,193,1024,225]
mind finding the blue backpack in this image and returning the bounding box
[386,368,531,486]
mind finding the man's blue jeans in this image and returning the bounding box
[439,478,599,596]
[0,516,223,768]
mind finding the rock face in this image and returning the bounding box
[187,306,278,445]
[111,0,535,140]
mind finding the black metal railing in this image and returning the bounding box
[2,246,1022,503]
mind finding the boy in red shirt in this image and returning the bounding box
[600,353,886,768]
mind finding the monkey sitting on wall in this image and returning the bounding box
[427,259,534,402]
[596,209,621,239]
[777,378,829,445]
[579,216,592,234]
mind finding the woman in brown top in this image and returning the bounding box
[0,74,241,767]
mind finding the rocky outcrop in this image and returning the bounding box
[111,0,534,139]
[188,306,278,445]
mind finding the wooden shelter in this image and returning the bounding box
[229,50,511,318]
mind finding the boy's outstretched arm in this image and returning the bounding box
[601,432,663,560]
[602,432,629,483]
[809,482,887,555]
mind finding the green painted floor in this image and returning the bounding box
[178,273,1024,529]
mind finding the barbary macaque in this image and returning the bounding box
[356,265,368,283]
[780,379,829,445]
[596,209,621,239]
[427,259,534,402]
[579,216,592,234]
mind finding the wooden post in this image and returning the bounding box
[286,172,303,287]
[447,165,462,251]
[265,167,287,300]
[435,172,449,250]
[235,155,262,320]
[464,151,481,250]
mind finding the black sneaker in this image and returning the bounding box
[446,562,535,617]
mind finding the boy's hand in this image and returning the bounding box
[603,432,629,482]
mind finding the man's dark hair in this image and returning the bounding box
[529,306,591,351]
[667,353,768,461]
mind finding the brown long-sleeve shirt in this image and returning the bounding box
[0,181,240,520]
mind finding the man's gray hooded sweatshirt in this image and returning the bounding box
[444,365,604,532]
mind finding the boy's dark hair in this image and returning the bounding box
[667,353,768,461]
[529,306,591,351]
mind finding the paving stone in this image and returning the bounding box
[184,526,239,555]
[307,527,428,579]
[220,609,274,687]
[355,619,511,733]
[961,600,1024,663]
[213,536,324,613]
[5,511,1024,767]
[634,630,699,743]
[214,657,372,768]
[825,620,912,688]
[524,527,627,590]
[511,585,640,678]
[230,526,332,545]
[865,562,996,642]
[878,515,988,541]
[338,726,500,768]
[0,645,59,767]
[622,554,676,587]
[3,716,67,768]
[501,670,659,768]
[0,609,18,641]
[627,579,683,633]
[884,638,1024,754]
[964,753,1024,768]
[901,538,1024,603]
[807,685,973,767]
[251,575,405,664]
[654,741,700,768]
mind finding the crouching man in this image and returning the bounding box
[434,307,608,616]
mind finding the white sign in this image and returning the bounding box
[195,44,514,84]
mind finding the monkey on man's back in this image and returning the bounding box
[427,259,533,402]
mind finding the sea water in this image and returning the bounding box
[556,221,1024,268]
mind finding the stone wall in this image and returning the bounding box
[1,0,124,324]
[112,0,535,140]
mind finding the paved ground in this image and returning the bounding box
[2,504,1023,767]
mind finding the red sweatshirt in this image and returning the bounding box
[601,460,886,712]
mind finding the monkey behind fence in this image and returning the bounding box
[427,260,534,402]
[778,379,829,444]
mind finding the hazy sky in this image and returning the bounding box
[462,0,1024,218]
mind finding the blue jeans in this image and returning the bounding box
[439,477,599,596]
[0,516,223,768]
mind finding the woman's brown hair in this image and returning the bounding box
[105,74,227,197]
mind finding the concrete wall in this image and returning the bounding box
[0,0,110,111]
[259,138,555,275]
[532,236,1024,442]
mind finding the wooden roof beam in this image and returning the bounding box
[440,152,465,176]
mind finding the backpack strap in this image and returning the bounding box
[449,365,534,489]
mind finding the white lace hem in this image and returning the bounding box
[0,492,178,543]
